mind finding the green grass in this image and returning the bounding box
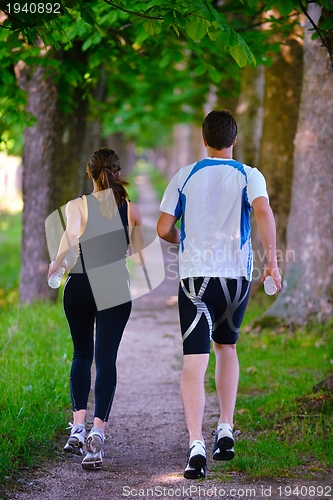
[0,210,72,483]
[207,292,333,479]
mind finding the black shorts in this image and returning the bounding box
[178,277,250,355]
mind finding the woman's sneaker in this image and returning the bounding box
[63,423,86,456]
[81,426,104,470]
[184,440,207,479]
[212,423,235,461]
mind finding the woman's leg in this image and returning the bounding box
[93,300,132,423]
[82,299,132,469]
[63,274,96,416]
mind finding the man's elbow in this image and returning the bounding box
[157,222,168,240]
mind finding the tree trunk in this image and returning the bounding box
[257,34,303,276]
[19,65,58,302]
[78,67,108,195]
[235,65,266,284]
[18,46,100,303]
[235,65,265,168]
[266,4,333,324]
[52,88,89,211]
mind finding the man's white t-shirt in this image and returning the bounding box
[159,157,268,281]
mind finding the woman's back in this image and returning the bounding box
[71,192,129,274]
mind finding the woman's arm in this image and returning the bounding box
[47,200,82,279]
[127,202,145,265]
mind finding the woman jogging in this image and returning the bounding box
[47,148,143,470]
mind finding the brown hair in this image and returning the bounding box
[86,148,129,217]
[202,110,237,150]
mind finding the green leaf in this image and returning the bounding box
[1,69,15,85]
[6,31,20,50]
[94,23,104,36]
[174,10,187,28]
[320,0,333,11]
[208,67,222,84]
[207,29,220,42]
[230,44,247,68]
[186,19,207,41]
[82,38,93,51]
[194,62,206,76]
[264,0,276,11]
[159,53,171,69]
[143,18,161,35]
[79,2,96,26]
[320,16,333,30]
[172,24,180,36]
[36,27,60,49]
[229,32,256,68]
[214,27,231,46]
[247,0,259,7]
[134,29,150,45]
[277,1,297,17]
[163,10,175,27]
[62,0,78,8]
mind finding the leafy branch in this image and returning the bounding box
[101,0,195,20]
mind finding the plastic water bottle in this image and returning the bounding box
[263,276,277,295]
[48,264,66,289]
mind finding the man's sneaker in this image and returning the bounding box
[81,426,104,470]
[212,423,235,461]
[64,423,86,456]
[184,440,207,479]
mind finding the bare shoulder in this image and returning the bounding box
[66,197,84,215]
[128,201,142,225]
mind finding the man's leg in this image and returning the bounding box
[180,353,209,445]
[213,342,239,428]
[211,342,238,461]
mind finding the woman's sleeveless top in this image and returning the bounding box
[70,195,129,275]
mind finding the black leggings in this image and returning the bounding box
[63,273,132,421]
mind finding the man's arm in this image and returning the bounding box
[157,212,180,244]
[252,196,282,292]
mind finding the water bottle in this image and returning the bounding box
[263,276,277,295]
[48,264,66,289]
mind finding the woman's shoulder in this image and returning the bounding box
[66,196,86,215]
[127,201,142,225]
[67,197,84,207]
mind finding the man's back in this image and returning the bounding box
[160,157,267,280]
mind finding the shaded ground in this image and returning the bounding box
[2,177,332,500]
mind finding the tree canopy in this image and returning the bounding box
[0,0,286,153]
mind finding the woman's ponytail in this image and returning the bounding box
[86,148,129,217]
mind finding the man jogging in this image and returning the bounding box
[157,109,282,480]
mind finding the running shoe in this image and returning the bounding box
[81,426,104,470]
[184,440,207,479]
[212,423,235,461]
[63,423,86,456]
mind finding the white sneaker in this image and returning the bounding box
[81,426,104,470]
[63,423,86,456]
[184,440,207,479]
[212,423,235,461]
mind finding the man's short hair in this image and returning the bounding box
[202,110,237,150]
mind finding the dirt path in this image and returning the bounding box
[5,176,332,500]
